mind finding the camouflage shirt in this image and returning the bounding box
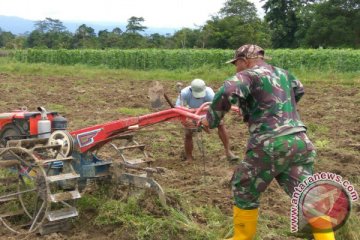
[206,63,306,148]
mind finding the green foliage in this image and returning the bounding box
[27,18,73,49]
[301,0,360,48]
[34,17,67,33]
[219,0,258,20]
[126,16,147,34]
[95,198,142,225]
[0,29,15,48]
[73,24,98,49]
[202,0,272,49]
[77,195,101,211]
[73,182,231,240]
[12,48,360,72]
[93,193,231,240]
[203,15,271,49]
[1,54,359,88]
[263,0,304,48]
[264,0,360,49]
[172,28,201,48]
[267,48,360,72]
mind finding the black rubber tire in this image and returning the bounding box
[0,124,22,147]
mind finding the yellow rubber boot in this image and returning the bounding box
[226,206,259,240]
[309,216,336,240]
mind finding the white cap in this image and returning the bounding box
[191,79,206,98]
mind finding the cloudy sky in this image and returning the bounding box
[0,0,264,28]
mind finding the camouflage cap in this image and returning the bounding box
[226,44,269,64]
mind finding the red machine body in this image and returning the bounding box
[70,106,209,153]
[0,110,59,138]
[0,104,239,153]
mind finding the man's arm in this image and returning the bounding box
[206,86,230,129]
[175,88,189,107]
[202,74,251,129]
[289,72,304,103]
[175,93,182,107]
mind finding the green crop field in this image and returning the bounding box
[12,48,360,72]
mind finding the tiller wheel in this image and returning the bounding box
[0,137,80,235]
[0,146,49,234]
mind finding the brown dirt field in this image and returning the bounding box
[0,73,359,239]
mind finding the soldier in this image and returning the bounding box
[176,79,238,162]
[201,45,335,240]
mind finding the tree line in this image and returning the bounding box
[0,0,359,50]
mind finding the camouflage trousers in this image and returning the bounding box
[232,132,316,209]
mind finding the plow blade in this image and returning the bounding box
[118,173,166,207]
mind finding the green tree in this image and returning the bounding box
[262,0,315,48]
[26,30,47,48]
[112,27,123,36]
[301,0,360,48]
[202,0,271,49]
[147,33,170,48]
[98,28,124,48]
[172,28,201,48]
[34,18,67,33]
[27,18,72,49]
[98,29,111,48]
[121,17,147,48]
[220,0,258,21]
[126,16,147,34]
[73,24,98,48]
[121,32,146,48]
[0,28,16,48]
[12,36,27,49]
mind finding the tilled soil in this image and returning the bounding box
[0,73,359,239]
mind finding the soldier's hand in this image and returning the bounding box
[184,119,197,128]
[199,117,210,133]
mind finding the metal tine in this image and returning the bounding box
[47,207,78,222]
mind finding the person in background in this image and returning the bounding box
[201,44,335,240]
[176,78,238,162]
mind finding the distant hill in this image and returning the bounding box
[0,16,34,34]
[0,15,177,36]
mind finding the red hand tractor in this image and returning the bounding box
[0,104,214,235]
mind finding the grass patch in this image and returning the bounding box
[77,194,101,211]
[314,139,331,149]
[306,122,330,140]
[117,107,151,116]
[75,182,232,240]
[0,57,359,86]
[47,103,69,114]
[293,69,360,85]
[306,123,329,135]
[335,212,360,240]
[97,201,230,240]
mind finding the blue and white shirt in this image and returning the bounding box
[175,86,215,108]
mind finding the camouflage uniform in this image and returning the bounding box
[206,62,316,209]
